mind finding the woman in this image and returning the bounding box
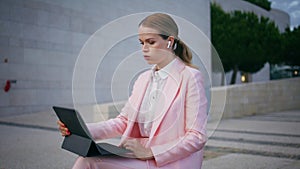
[58,13,207,169]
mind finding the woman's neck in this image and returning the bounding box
[156,56,176,70]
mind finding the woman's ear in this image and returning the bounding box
[167,36,175,48]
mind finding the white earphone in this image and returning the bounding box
[167,41,171,49]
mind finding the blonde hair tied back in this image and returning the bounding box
[139,13,196,68]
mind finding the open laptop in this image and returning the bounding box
[53,106,131,157]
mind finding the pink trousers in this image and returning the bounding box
[72,156,155,169]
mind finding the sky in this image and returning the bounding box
[269,0,300,28]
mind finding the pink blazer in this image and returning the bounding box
[88,58,207,169]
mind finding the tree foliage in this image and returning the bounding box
[211,3,282,84]
[282,26,300,66]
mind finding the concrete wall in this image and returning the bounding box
[212,77,300,120]
[0,0,211,116]
[86,78,300,123]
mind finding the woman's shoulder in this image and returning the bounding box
[181,66,205,87]
[135,69,152,81]
[183,65,203,78]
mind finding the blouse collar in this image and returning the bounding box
[151,59,176,80]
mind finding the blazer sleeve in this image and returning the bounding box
[151,70,208,167]
[86,115,127,140]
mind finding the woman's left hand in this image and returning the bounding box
[121,139,154,160]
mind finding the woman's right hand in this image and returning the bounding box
[57,120,71,136]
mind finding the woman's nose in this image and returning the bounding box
[142,44,149,52]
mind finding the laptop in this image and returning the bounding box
[53,106,131,157]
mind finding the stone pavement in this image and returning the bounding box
[203,110,300,169]
[0,109,299,169]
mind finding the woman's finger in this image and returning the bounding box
[57,120,62,125]
[57,120,70,136]
[60,128,70,135]
[122,142,131,149]
[57,120,66,127]
[62,128,70,135]
[61,129,70,136]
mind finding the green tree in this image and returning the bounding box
[211,3,282,84]
[283,26,300,66]
[211,4,232,73]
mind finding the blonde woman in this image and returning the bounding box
[58,13,207,169]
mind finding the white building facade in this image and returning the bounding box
[0,0,211,115]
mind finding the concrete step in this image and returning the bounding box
[203,153,299,169]
[209,130,300,145]
[206,139,300,159]
[205,110,300,164]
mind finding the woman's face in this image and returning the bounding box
[138,26,174,69]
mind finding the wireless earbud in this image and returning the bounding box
[167,41,171,48]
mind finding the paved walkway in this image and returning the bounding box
[0,109,299,169]
[203,110,300,169]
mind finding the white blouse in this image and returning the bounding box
[138,59,176,137]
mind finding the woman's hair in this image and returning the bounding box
[139,13,196,68]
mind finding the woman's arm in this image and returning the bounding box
[151,130,206,167]
[86,114,128,140]
[57,111,128,140]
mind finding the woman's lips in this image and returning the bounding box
[144,55,150,60]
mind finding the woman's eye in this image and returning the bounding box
[149,41,155,45]
[139,40,155,45]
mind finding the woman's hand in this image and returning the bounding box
[121,139,154,160]
[57,120,71,136]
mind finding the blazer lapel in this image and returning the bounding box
[149,58,185,139]
[121,71,151,141]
